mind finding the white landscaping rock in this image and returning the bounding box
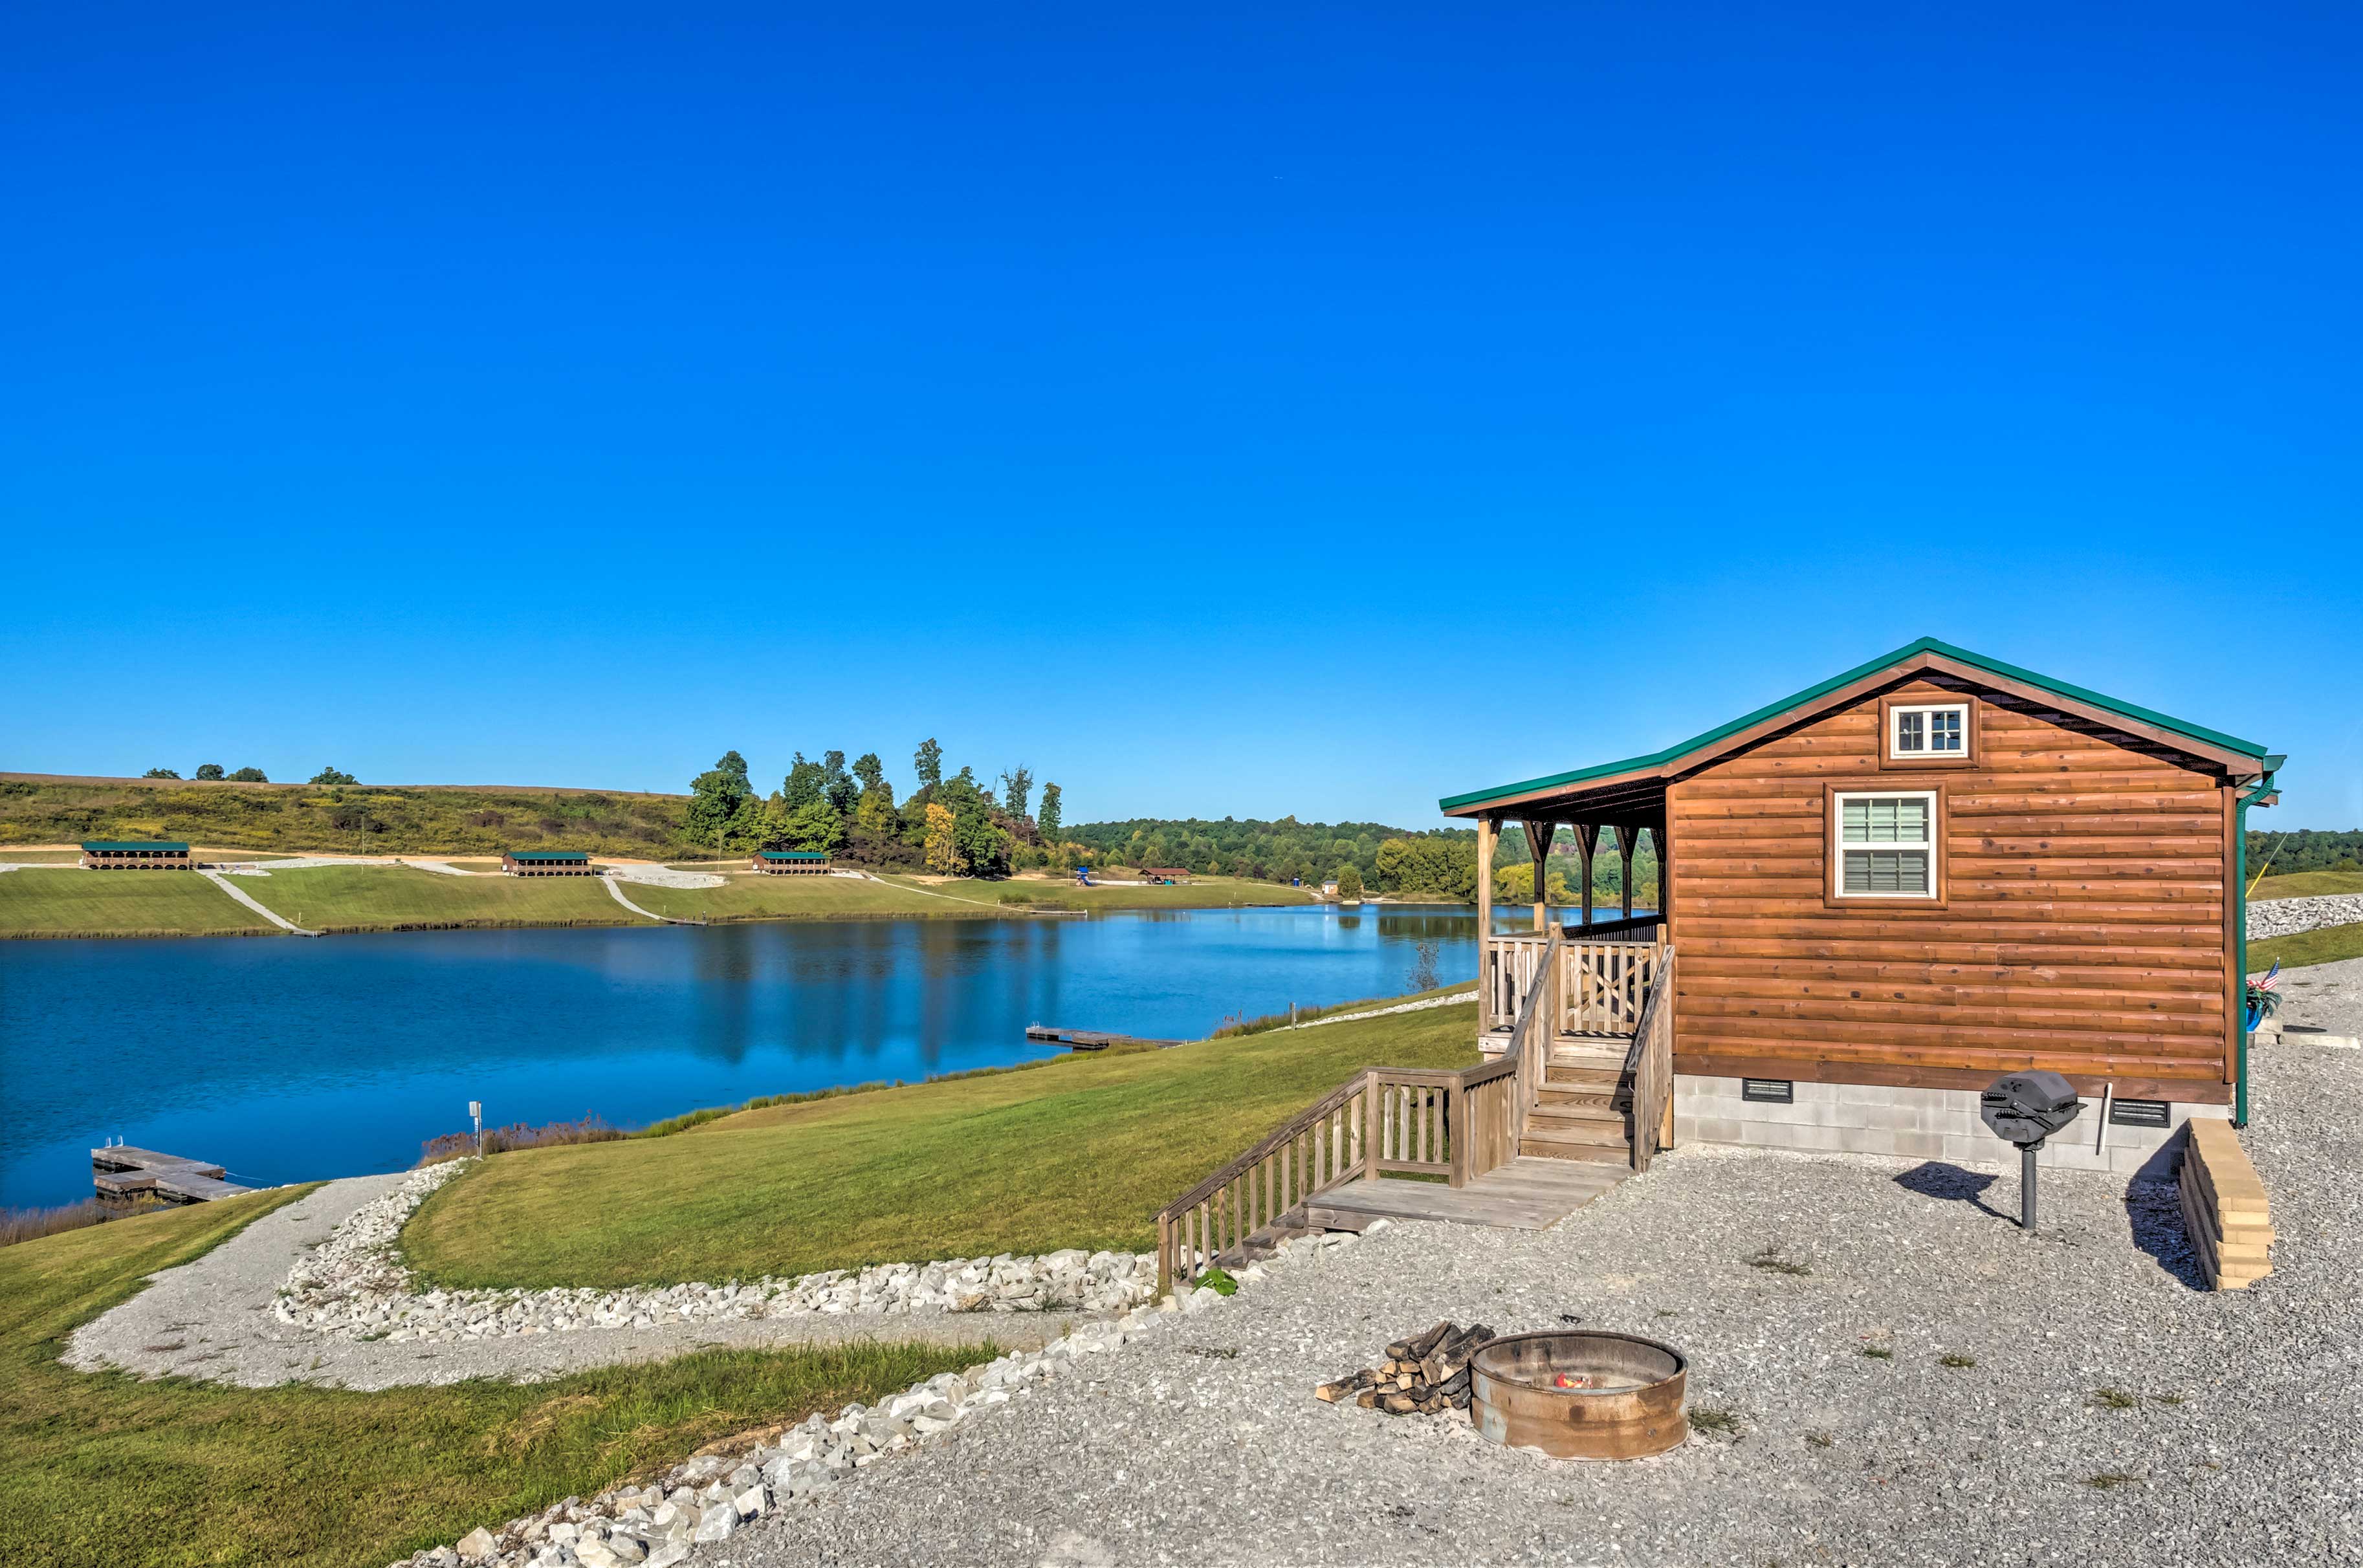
[386,1208,1343,1568]
[276,1162,1160,1344]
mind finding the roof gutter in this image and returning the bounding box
[2233,765,2279,1128]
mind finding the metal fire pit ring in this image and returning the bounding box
[1468,1330,1688,1461]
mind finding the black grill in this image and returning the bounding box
[1742,1079,1794,1104]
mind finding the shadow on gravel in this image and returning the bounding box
[2123,1178,2208,1292]
[1892,1162,2010,1223]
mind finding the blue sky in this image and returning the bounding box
[5,3,2356,829]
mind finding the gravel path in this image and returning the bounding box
[197,868,320,935]
[63,1174,1083,1392]
[599,875,672,924]
[700,966,2363,1568]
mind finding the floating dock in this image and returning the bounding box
[1025,1025,1187,1052]
[91,1146,256,1204]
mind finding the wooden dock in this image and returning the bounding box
[1025,1025,1186,1052]
[91,1146,256,1204]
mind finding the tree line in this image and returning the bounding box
[683,741,1064,878]
[1058,816,1660,904]
[2247,827,2362,877]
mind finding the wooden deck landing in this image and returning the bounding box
[1304,1156,1627,1232]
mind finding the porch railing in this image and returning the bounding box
[1622,946,1677,1173]
[1484,920,1664,1036]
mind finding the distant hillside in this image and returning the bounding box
[0,774,693,858]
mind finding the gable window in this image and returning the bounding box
[1834,790,1937,898]
[1890,702,1967,760]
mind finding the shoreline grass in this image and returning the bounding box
[403,994,1481,1291]
[3,1191,991,1567]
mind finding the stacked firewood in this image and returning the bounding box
[1313,1320,1495,1415]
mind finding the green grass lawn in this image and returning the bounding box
[2252,922,2363,972]
[231,866,651,933]
[406,990,1479,1289]
[1,1192,985,1568]
[2251,869,2363,901]
[0,870,275,938]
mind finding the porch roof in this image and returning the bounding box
[1439,636,2275,819]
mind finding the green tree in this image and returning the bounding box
[780,754,828,812]
[998,765,1033,820]
[1337,865,1365,899]
[822,751,858,816]
[142,767,180,779]
[780,798,844,854]
[852,752,885,793]
[913,739,943,793]
[309,767,358,786]
[953,797,1010,877]
[1036,783,1062,844]
[923,801,959,874]
[194,763,225,781]
[854,776,898,834]
[685,756,754,848]
[228,767,268,782]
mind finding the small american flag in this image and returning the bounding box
[2254,960,2280,993]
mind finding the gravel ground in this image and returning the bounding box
[64,1174,1080,1392]
[700,964,2363,1568]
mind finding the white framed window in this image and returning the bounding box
[1834,790,1937,898]
[1889,702,1967,759]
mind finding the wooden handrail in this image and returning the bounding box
[1155,935,1566,1296]
[1621,945,1677,1174]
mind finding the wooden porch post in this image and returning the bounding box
[1614,825,1634,921]
[1522,820,1555,932]
[1475,818,1496,1030]
[1575,823,1598,933]
[1651,816,1669,937]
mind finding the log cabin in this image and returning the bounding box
[1440,638,2282,1179]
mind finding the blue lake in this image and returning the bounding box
[0,903,1631,1208]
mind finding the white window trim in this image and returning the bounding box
[1888,702,1968,760]
[1832,789,1939,900]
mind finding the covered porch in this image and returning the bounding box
[1469,783,1671,1044]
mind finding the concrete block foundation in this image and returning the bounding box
[1671,1074,2230,1179]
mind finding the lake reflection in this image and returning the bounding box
[5,904,1659,1206]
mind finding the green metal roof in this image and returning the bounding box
[1440,637,2272,815]
[82,841,190,853]
[758,849,828,860]
[507,850,589,861]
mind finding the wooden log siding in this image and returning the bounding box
[1665,676,2237,1101]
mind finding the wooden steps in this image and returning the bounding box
[1305,1157,1627,1232]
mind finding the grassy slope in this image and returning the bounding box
[2252,924,2363,972]
[0,775,690,858]
[406,992,1478,1289]
[2250,869,2363,901]
[1,1192,982,1568]
[230,865,650,932]
[0,870,274,938]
